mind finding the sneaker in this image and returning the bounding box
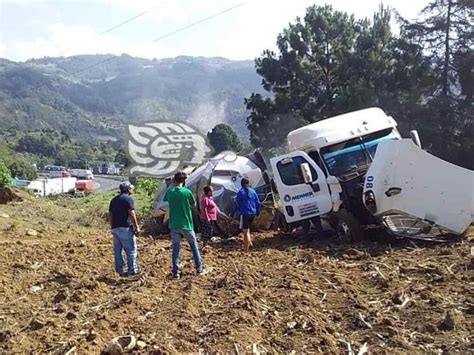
[172,272,181,279]
[197,268,208,276]
[128,270,141,277]
[210,236,221,243]
[119,272,129,277]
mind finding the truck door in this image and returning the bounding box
[364,139,473,234]
[270,151,332,223]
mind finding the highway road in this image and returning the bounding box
[93,177,122,192]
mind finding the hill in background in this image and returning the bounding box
[0,54,261,142]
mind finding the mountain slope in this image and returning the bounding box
[0,55,262,141]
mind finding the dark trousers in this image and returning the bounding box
[301,216,323,239]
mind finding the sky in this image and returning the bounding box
[0,0,428,62]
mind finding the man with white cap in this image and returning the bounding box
[109,181,140,276]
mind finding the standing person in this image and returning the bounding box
[109,181,140,277]
[234,178,260,252]
[164,172,207,279]
[200,186,221,247]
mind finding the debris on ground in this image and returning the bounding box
[26,228,38,237]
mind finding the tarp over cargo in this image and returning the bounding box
[153,151,272,220]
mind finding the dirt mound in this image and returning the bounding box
[0,225,472,353]
[0,187,27,204]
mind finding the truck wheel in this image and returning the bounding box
[335,209,366,242]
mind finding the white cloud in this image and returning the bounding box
[0,43,6,57]
[98,0,235,22]
[2,0,427,61]
[8,22,177,60]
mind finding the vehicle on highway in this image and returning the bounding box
[43,165,71,178]
[70,169,94,180]
[26,177,77,197]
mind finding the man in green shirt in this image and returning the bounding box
[164,172,207,279]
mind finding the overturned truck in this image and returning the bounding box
[270,107,473,241]
[154,107,473,241]
[153,151,275,235]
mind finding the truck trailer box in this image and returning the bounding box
[75,180,94,191]
[26,177,77,197]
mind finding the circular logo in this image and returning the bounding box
[284,194,291,202]
[127,121,212,177]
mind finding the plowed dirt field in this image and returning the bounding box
[0,198,472,353]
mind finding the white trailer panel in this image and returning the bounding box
[364,139,473,234]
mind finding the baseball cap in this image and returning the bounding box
[119,181,135,192]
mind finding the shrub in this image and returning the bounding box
[0,160,12,188]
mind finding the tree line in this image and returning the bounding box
[245,0,473,169]
[0,129,130,180]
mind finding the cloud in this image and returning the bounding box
[7,22,177,60]
[98,0,234,22]
[2,0,426,61]
[0,43,6,57]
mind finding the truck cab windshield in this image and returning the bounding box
[321,128,398,179]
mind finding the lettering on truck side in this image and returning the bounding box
[366,175,374,189]
[291,191,314,201]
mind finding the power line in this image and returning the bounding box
[57,4,161,57]
[27,1,249,90]
[2,3,162,73]
[152,1,247,42]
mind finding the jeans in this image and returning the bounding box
[112,227,138,274]
[170,229,203,275]
[301,216,323,239]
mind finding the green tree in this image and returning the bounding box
[9,158,37,180]
[400,0,473,168]
[401,0,473,97]
[245,3,474,170]
[245,5,358,148]
[0,160,12,188]
[114,147,130,166]
[245,5,423,148]
[207,123,243,153]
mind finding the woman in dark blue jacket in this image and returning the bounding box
[234,178,260,251]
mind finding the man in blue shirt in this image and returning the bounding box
[234,178,260,252]
[109,181,140,277]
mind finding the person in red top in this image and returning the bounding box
[200,186,220,247]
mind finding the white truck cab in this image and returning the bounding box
[271,107,473,240]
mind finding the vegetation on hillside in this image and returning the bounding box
[0,161,12,188]
[71,177,160,228]
[2,129,128,171]
[0,56,260,143]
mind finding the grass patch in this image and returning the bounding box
[71,177,160,227]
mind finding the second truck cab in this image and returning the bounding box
[271,108,401,240]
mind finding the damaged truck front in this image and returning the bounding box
[270,107,473,241]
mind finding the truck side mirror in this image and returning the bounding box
[300,163,313,184]
[410,130,422,148]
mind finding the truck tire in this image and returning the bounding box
[335,209,366,242]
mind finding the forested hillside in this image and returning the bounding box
[0,55,260,141]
